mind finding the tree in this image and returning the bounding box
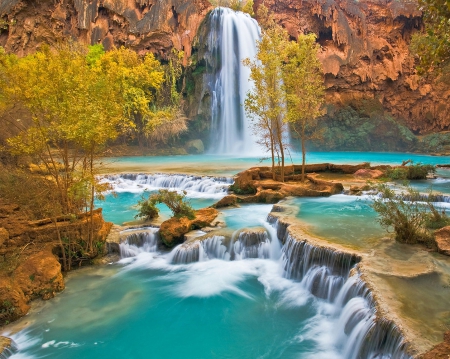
[244,24,289,181]
[283,34,325,181]
[229,0,254,16]
[410,0,450,75]
[0,43,130,266]
[135,190,195,220]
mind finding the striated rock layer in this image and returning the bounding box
[255,0,450,134]
[1,0,449,134]
[0,0,211,63]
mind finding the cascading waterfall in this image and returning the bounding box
[280,232,412,359]
[206,8,261,155]
[170,236,229,264]
[119,229,159,257]
[101,173,233,197]
[232,229,271,260]
[0,339,16,359]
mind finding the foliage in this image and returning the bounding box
[243,24,289,181]
[135,194,160,220]
[283,33,325,181]
[371,184,447,246]
[136,190,196,220]
[86,44,105,66]
[385,162,436,180]
[410,0,450,75]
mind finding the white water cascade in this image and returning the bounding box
[207,7,261,155]
[119,229,159,257]
[100,173,233,198]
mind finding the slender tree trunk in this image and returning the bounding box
[301,125,306,182]
[270,132,275,180]
[89,145,95,253]
[53,219,67,272]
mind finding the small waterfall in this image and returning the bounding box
[206,8,261,155]
[101,173,233,197]
[279,232,412,359]
[119,229,159,257]
[232,229,271,260]
[171,236,229,264]
[0,338,17,359]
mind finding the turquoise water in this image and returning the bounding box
[7,259,327,359]
[97,193,217,225]
[104,152,450,176]
[287,195,384,248]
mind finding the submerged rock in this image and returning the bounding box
[422,330,450,358]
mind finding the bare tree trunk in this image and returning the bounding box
[53,219,67,272]
[301,125,306,182]
[89,146,95,254]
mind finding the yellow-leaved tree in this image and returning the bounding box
[283,34,325,181]
[243,23,289,181]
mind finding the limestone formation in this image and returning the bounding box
[353,169,384,179]
[159,207,219,247]
[434,226,450,256]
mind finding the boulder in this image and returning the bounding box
[159,208,219,247]
[434,226,450,256]
[353,169,384,179]
[13,248,65,301]
[159,216,192,247]
[185,139,205,154]
[191,208,219,228]
[213,195,238,208]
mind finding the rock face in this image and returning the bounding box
[0,200,113,325]
[0,0,211,62]
[255,0,450,134]
[434,226,450,256]
[0,246,64,325]
[1,0,449,135]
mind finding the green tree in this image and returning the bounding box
[135,190,195,220]
[244,24,289,181]
[410,0,450,75]
[283,33,325,181]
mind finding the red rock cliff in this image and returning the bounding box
[1,0,449,133]
[0,0,211,62]
[256,0,450,134]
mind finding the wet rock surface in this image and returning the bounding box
[159,207,219,247]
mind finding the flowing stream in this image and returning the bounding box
[5,205,411,359]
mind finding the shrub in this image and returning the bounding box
[385,162,435,180]
[371,184,449,247]
[135,189,195,220]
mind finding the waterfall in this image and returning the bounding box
[206,7,261,155]
[101,173,233,197]
[170,236,229,264]
[279,232,412,358]
[119,229,159,258]
[0,339,16,359]
[232,229,271,260]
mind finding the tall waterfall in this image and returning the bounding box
[207,8,261,155]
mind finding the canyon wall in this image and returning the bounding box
[1,0,449,135]
[0,0,211,61]
[256,0,450,134]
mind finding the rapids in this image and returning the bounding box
[4,205,411,359]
